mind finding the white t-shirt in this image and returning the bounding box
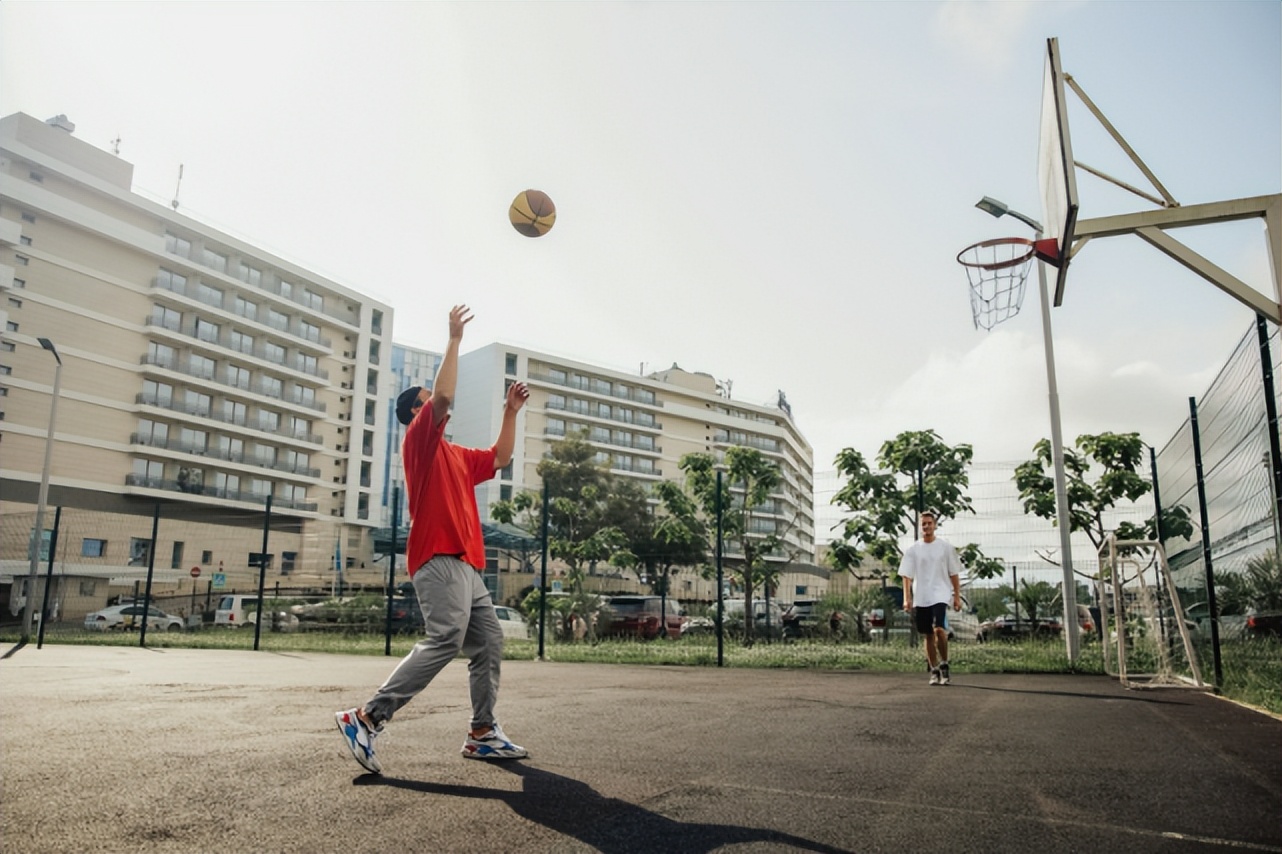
[898,537,961,608]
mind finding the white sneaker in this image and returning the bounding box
[335,708,382,773]
[929,668,941,686]
[462,722,528,760]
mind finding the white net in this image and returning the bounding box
[957,238,1034,331]
[1098,535,1206,690]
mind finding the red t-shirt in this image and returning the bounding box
[402,404,496,576]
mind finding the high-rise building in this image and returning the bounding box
[452,343,816,566]
[0,112,394,603]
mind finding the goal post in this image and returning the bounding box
[1097,534,1207,690]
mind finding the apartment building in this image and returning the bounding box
[452,343,817,571]
[0,112,394,605]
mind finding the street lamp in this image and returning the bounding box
[975,197,1081,662]
[24,337,63,641]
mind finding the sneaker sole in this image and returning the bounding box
[462,745,528,760]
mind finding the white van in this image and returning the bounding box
[215,594,299,631]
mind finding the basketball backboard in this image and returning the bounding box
[1038,37,1079,306]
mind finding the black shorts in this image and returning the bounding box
[913,603,948,634]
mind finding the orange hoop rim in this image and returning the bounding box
[956,237,1036,271]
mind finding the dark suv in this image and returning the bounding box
[600,596,684,640]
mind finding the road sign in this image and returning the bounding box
[212,573,226,590]
[190,566,201,578]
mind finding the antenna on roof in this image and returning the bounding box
[171,164,183,211]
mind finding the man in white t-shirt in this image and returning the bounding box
[899,510,963,685]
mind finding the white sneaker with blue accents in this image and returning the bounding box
[462,722,528,760]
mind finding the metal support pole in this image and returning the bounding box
[1034,245,1081,662]
[253,496,272,652]
[23,349,62,642]
[385,485,400,656]
[538,479,549,661]
[1255,316,1282,556]
[138,503,160,647]
[1190,397,1223,688]
[36,506,61,649]
[716,469,725,667]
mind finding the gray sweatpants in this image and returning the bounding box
[363,555,503,730]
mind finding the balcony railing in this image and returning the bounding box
[124,473,318,511]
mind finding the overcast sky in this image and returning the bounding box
[3,2,1279,479]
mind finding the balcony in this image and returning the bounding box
[124,473,318,512]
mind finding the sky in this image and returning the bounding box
[3,1,1279,486]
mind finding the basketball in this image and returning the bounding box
[509,189,556,238]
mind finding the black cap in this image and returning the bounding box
[396,386,424,426]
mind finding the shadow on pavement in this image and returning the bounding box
[957,683,1196,705]
[356,762,854,854]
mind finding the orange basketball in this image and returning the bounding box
[509,189,556,238]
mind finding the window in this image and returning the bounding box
[500,462,513,480]
[12,278,24,288]
[262,342,285,363]
[238,263,261,285]
[201,550,213,563]
[142,380,173,406]
[299,320,320,342]
[147,341,176,368]
[188,353,216,379]
[194,317,220,343]
[249,478,273,496]
[230,330,254,354]
[234,296,257,319]
[281,551,296,575]
[6,321,18,332]
[157,268,187,292]
[214,471,240,495]
[133,458,164,480]
[258,410,280,432]
[21,211,36,223]
[225,364,250,389]
[500,484,512,502]
[548,393,566,410]
[260,375,282,398]
[298,354,318,374]
[14,254,29,266]
[283,449,310,471]
[196,282,224,307]
[19,235,32,246]
[171,541,184,570]
[165,232,191,257]
[293,386,315,407]
[280,483,306,502]
[201,248,227,272]
[548,368,567,384]
[505,353,518,375]
[82,538,107,558]
[184,390,211,417]
[179,427,208,452]
[217,435,244,460]
[278,280,293,300]
[137,418,168,444]
[151,304,181,330]
[128,537,152,567]
[221,399,247,425]
[266,308,288,330]
[301,288,323,311]
[288,416,310,439]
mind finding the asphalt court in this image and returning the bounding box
[2,644,1280,853]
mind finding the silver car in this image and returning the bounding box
[84,604,184,632]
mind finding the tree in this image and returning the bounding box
[680,447,782,645]
[608,479,708,634]
[830,429,1000,583]
[492,432,631,640]
[1013,432,1194,574]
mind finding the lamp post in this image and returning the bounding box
[23,338,63,642]
[975,197,1080,662]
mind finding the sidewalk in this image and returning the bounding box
[2,644,1280,853]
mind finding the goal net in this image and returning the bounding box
[1097,534,1206,690]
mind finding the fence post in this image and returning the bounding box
[253,496,272,652]
[36,506,61,649]
[1189,396,1223,688]
[385,485,400,657]
[1256,316,1282,555]
[138,502,161,648]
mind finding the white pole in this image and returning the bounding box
[1034,247,1081,661]
[23,354,62,641]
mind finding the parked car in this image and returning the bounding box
[976,613,1062,642]
[215,594,298,632]
[720,598,785,639]
[781,600,821,639]
[84,604,184,632]
[1244,610,1282,639]
[599,595,684,640]
[493,605,531,640]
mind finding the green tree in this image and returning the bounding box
[680,447,782,645]
[1014,432,1194,573]
[830,429,1000,583]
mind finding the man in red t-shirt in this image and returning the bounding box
[336,305,529,774]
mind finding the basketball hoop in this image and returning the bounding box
[956,237,1037,331]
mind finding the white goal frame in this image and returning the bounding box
[1097,534,1207,691]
